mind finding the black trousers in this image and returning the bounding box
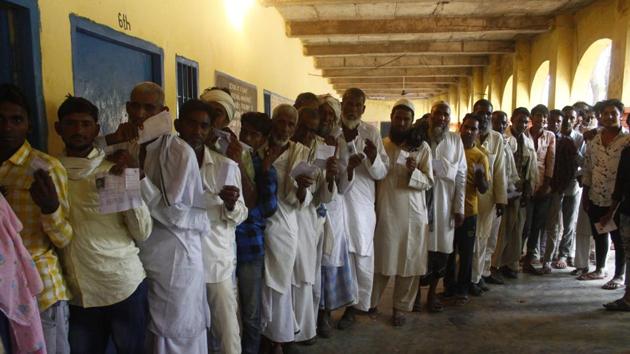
[444,215,477,296]
[588,202,625,278]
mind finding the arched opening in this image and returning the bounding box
[502,76,514,114]
[531,61,550,107]
[572,38,612,104]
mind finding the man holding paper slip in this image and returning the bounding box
[259,104,314,352]
[412,101,467,313]
[174,99,248,354]
[334,88,389,330]
[291,99,338,344]
[371,98,433,326]
[54,96,152,353]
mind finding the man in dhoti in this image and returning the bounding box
[260,104,314,353]
[370,98,433,326]
[470,100,507,295]
[335,88,389,329]
[290,96,337,344]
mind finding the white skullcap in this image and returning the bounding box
[393,98,415,114]
[200,88,236,122]
[318,94,342,122]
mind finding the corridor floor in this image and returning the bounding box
[302,259,630,354]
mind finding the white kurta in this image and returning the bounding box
[293,137,335,286]
[374,139,433,277]
[200,147,248,284]
[138,135,210,350]
[263,141,312,293]
[428,132,467,254]
[505,128,539,193]
[476,130,507,240]
[340,122,389,257]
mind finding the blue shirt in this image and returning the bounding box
[235,154,278,262]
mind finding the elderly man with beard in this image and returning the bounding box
[315,94,357,338]
[469,100,507,295]
[260,104,314,353]
[413,101,467,313]
[495,108,539,279]
[290,94,337,345]
[336,88,389,329]
[370,99,433,326]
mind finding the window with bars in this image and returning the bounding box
[176,56,198,114]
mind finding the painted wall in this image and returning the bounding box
[37,0,335,154]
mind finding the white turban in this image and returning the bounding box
[200,88,236,122]
[393,98,415,114]
[318,94,341,123]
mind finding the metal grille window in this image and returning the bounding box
[176,56,198,114]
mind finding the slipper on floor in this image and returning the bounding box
[427,300,444,313]
[577,271,606,281]
[604,299,630,311]
[602,279,626,290]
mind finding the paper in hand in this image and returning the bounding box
[240,141,253,153]
[27,157,51,176]
[595,219,617,234]
[315,144,336,169]
[217,160,239,189]
[290,161,318,179]
[96,168,142,214]
[397,150,410,166]
[137,111,172,144]
[213,129,232,155]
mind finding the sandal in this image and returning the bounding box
[455,295,469,306]
[602,279,626,290]
[571,267,589,276]
[603,298,630,311]
[577,271,606,281]
[392,310,406,327]
[427,299,444,313]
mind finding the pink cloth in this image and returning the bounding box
[0,195,46,354]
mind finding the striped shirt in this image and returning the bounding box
[0,141,72,310]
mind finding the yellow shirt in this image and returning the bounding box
[59,149,152,307]
[0,141,72,310]
[464,145,490,217]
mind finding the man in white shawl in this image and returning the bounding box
[260,104,313,352]
[291,94,337,344]
[414,101,467,313]
[370,98,433,326]
[106,82,211,353]
[470,100,507,295]
[336,88,389,330]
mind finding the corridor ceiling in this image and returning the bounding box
[260,0,596,100]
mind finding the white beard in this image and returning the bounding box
[342,117,361,130]
[271,134,289,147]
[431,126,446,143]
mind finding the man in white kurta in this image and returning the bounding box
[336,88,389,329]
[470,100,507,294]
[260,104,313,348]
[371,99,433,326]
[140,133,211,353]
[173,99,248,354]
[422,101,467,313]
[290,102,337,343]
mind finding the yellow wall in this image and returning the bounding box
[38,0,335,154]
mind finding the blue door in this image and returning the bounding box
[71,16,163,134]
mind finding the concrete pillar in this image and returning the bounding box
[548,14,574,109]
[471,67,485,103]
[609,0,630,103]
[488,55,503,109]
[512,39,531,109]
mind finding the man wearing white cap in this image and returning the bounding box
[370,98,433,326]
[200,87,236,129]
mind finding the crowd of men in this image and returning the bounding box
[0,81,629,354]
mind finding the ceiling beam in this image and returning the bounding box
[329,77,460,85]
[304,41,515,56]
[333,83,452,90]
[314,55,489,69]
[322,67,471,78]
[286,17,551,37]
